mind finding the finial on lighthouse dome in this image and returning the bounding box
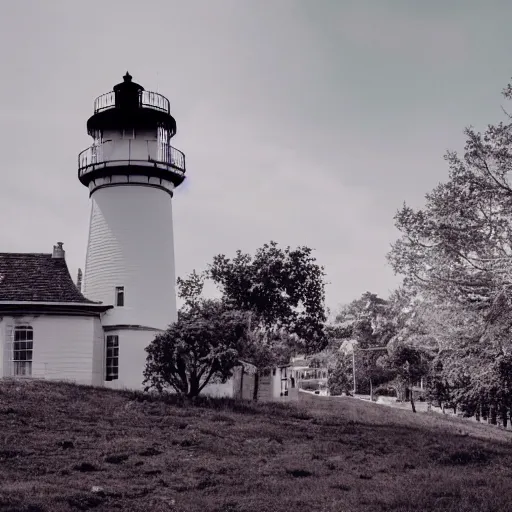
[123,71,132,82]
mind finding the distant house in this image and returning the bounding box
[252,355,329,401]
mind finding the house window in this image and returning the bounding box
[105,335,119,381]
[13,326,33,377]
[115,286,124,307]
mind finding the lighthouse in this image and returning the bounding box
[78,73,185,389]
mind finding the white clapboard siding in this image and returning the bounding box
[103,328,161,391]
[83,185,178,331]
[0,315,100,385]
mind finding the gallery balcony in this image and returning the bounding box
[77,139,186,189]
[93,90,171,114]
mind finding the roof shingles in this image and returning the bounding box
[0,253,98,304]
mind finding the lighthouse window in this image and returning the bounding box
[122,128,135,139]
[93,130,103,144]
[115,286,125,307]
[105,335,119,381]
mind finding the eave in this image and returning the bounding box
[0,301,113,317]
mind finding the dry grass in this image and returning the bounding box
[1,380,512,511]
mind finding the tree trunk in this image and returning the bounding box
[409,381,416,413]
[410,394,416,413]
[187,378,200,398]
[453,403,457,415]
[369,379,373,402]
[475,406,480,422]
[489,405,497,425]
[501,406,508,429]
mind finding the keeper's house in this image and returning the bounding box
[0,245,111,384]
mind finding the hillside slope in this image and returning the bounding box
[1,380,512,512]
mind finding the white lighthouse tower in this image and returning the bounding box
[78,73,185,389]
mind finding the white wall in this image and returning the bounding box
[102,328,159,391]
[272,368,280,398]
[202,378,235,398]
[0,312,238,397]
[0,315,100,385]
[83,185,178,331]
[272,367,289,398]
[91,317,105,386]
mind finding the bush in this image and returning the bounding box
[143,300,250,397]
[327,356,352,396]
[374,386,397,398]
[301,381,321,392]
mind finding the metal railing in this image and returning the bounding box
[93,90,170,114]
[78,139,185,177]
[141,91,169,112]
[94,91,115,113]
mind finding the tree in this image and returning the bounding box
[143,299,250,398]
[386,77,512,422]
[334,292,397,348]
[176,269,206,310]
[332,292,397,397]
[207,241,328,359]
[379,343,431,413]
[388,82,512,313]
[327,353,353,396]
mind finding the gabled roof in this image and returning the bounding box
[0,253,98,304]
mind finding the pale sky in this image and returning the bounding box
[1,0,511,312]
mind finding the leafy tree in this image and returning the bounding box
[207,241,328,359]
[332,292,396,398]
[379,343,431,413]
[386,77,512,422]
[425,357,454,412]
[143,299,250,398]
[176,269,206,310]
[145,239,328,400]
[327,353,353,396]
[334,292,397,348]
[388,80,512,314]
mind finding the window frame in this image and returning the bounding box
[12,325,34,377]
[122,128,136,139]
[105,334,119,381]
[115,286,125,307]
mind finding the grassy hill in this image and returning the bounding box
[1,381,512,512]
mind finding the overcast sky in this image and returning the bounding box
[1,0,512,312]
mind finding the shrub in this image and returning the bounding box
[374,386,397,398]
